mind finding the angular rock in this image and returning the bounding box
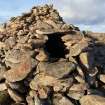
[80,95,105,105]
[4,51,32,82]
[29,90,42,105]
[79,52,94,69]
[99,74,105,83]
[5,37,16,48]
[8,88,24,102]
[68,91,84,100]
[75,75,85,83]
[0,42,6,49]
[30,74,58,90]
[0,83,7,91]
[67,83,87,100]
[37,61,76,79]
[79,52,89,69]
[37,86,50,99]
[0,65,6,81]
[69,83,87,91]
[35,49,49,61]
[34,34,48,40]
[87,89,105,96]
[53,93,74,105]
[36,29,56,35]
[5,49,23,65]
[53,77,74,92]
[26,96,34,105]
[70,38,90,56]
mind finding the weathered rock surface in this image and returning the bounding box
[4,50,32,82]
[37,61,76,78]
[67,83,87,100]
[53,94,74,105]
[80,95,105,105]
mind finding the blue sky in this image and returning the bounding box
[0,0,105,32]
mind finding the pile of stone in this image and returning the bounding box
[0,4,105,105]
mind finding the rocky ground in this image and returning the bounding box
[0,4,105,105]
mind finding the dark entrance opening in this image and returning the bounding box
[44,34,67,59]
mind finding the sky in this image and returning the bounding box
[0,0,105,32]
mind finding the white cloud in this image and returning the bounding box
[0,0,105,32]
[53,0,105,32]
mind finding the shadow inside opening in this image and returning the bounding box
[44,34,67,59]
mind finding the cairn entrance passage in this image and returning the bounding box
[44,34,67,59]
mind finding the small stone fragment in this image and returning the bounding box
[0,42,6,49]
[26,96,34,105]
[79,52,89,69]
[0,83,7,91]
[37,86,50,99]
[69,83,87,91]
[29,90,42,105]
[61,34,82,42]
[0,24,5,32]
[0,66,6,81]
[75,75,85,83]
[99,74,105,83]
[53,77,74,92]
[5,37,16,48]
[34,34,48,41]
[79,52,94,69]
[68,91,84,100]
[36,29,56,35]
[36,49,49,61]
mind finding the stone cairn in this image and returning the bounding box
[0,4,105,105]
